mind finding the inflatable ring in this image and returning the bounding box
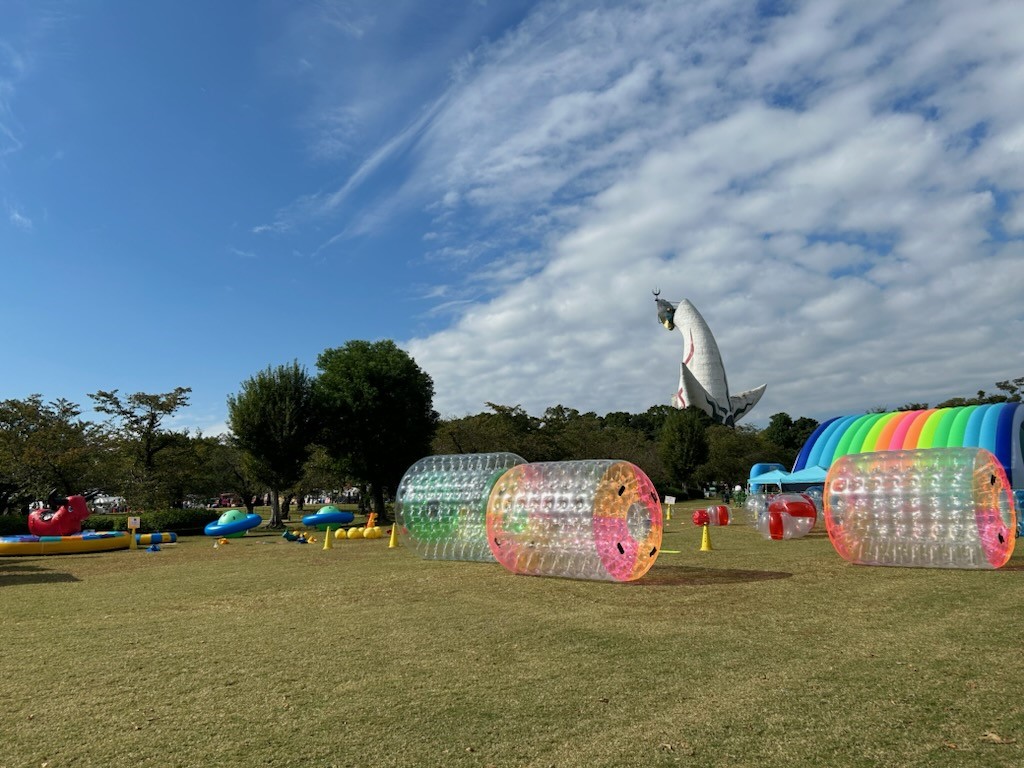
[301,508,355,530]
[0,531,131,556]
[204,512,262,537]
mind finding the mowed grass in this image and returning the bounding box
[1,505,1022,768]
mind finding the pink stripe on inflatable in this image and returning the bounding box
[902,409,937,449]
[882,411,918,451]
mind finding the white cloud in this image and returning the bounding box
[7,203,32,230]
[399,0,1024,423]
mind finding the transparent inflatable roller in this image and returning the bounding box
[824,447,1016,569]
[395,452,527,561]
[486,460,663,581]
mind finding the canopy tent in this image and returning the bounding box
[786,466,828,484]
[749,466,827,489]
[749,469,789,485]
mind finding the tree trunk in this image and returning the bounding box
[372,484,389,523]
[267,489,284,528]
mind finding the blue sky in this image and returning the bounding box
[2,0,1023,436]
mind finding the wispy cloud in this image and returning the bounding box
[401,0,1024,420]
[6,202,32,230]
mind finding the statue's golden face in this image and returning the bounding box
[655,299,676,331]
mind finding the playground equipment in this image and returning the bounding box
[693,505,730,526]
[395,452,527,561]
[28,492,98,536]
[302,506,355,530]
[825,447,1016,569]
[0,531,131,556]
[204,509,262,538]
[486,460,663,582]
[395,454,664,581]
[755,493,817,540]
[793,404,1023,537]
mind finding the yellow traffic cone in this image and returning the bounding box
[700,524,713,552]
[665,504,671,522]
[323,525,333,550]
[388,523,399,549]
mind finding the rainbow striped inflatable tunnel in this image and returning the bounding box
[793,403,1024,495]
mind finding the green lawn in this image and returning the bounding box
[1,505,1022,768]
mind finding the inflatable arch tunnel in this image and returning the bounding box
[793,403,1024,494]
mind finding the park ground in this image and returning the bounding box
[1,501,1022,768]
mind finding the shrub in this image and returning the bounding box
[0,515,29,536]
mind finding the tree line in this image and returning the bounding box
[2,343,1018,522]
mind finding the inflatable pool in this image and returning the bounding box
[301,507,355,530]
[135,532,177,545]
[204,511,262,537]
[0,531,131,556]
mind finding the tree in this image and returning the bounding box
[696,424,779,490]
[190,436,264,513]
[89,387,192,509]
[227,362,318,528]
[658,407,712,496]
[431,403,541,458]
[0,395,103,509]
[316,340,438,521]
[761,412,819,467]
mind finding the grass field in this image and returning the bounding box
[1,504,1022,768]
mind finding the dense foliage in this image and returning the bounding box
[316,341,439,521]
[1,365,1018,515]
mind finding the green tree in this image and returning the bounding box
[0,395,103,508]
[227,362,318,528]
[191,436,263,513]
[89,387,192,509]
[431,403,541,458]
[696,424,779,490]
[761,412,819,467]
[316,340,438,521]
[658,407,712,496]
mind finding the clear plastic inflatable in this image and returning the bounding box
[395,452,526,561]
[693,505,730,526]
[803,486,824,517]
[743,492,768,527]
[756,493,817,540]
[824,447,1016,569]
[486,460,663,581]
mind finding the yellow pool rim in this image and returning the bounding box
[0,531,132,556]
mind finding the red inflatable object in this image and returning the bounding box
[28,495,92,536]
[766,493,817,540]
[693,505,729,526]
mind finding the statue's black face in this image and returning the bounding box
[655,299,676,330]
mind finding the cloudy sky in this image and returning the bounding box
[2,0,1022,435]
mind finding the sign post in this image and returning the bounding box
[663,495,676,522]
[127,516,141,549]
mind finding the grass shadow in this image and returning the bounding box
[635,564,793,587]
[0,562,80,586]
